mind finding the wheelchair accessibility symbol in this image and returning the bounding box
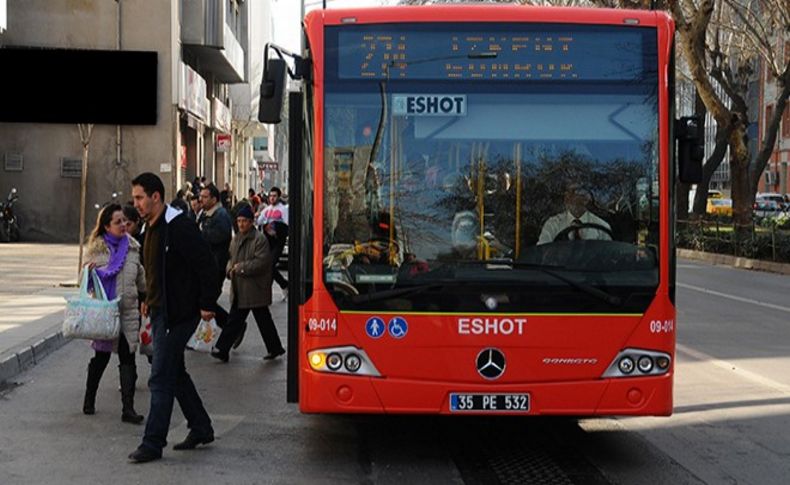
[365,317,385,339]
[388,317,408,339]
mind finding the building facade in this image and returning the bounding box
[757,37,790,196]
[0,0,275,242]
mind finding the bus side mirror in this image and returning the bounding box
[259,58,287,124]
[676,116,704,184]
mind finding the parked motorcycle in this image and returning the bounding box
[0,187,20,242]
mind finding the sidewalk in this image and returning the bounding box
[0,242,288,386]
[679,248,790,275]
[0,243,80,385]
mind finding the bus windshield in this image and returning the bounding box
[322,23,660,314]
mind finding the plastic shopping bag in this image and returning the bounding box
[139,316,153,356]
[186,318,221,353]
[62,268,121,340]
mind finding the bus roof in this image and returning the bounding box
[310,5,672,28]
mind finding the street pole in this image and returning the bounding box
[77,123,94,274]
[115,0,122,177]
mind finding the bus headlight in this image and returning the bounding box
[307,346,380,377]
[618,356,635,374]
[637,356,654,373]
[326,353,343,371]
[344,353,362,373]
[603,349,671,378]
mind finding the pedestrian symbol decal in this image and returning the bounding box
[388,317,408,339]
[365,317,385,339]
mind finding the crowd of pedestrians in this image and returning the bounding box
[78,172,288,464]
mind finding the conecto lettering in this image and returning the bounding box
[457,317,527,335]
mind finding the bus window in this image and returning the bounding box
[321,23,660,314]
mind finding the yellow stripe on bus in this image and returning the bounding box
[340,311,643,317]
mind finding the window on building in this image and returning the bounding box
[783,104,790,139]
[253,136,268,151]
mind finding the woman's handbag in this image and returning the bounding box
[62,268,121,340]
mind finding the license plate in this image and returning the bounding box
[449,393,530,413]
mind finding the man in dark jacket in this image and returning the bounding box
[198,183,232,329]
[128,173,219,463]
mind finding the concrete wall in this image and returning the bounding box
[0,0,176,242]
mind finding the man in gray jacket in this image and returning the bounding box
[210,205,285,362]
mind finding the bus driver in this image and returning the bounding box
[537,182,612,245]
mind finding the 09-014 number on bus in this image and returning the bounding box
[306,317,338,337]
[649,319,674,333]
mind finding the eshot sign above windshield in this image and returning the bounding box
[393,94,466,117]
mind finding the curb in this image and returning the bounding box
[0,332,68,387]
[678,249,790,275]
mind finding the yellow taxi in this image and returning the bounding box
[706,198,732,217]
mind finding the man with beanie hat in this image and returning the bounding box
[210,204,286,362]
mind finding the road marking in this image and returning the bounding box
[677,282,790,314]
[677,344,790,396]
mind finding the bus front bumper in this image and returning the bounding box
[300,372,673,416]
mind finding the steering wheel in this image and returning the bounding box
[553,222,613,242]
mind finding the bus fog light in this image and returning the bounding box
[618,356,635,374]
[309,352,326,370]
[656,356,670,370]
[326,353,343,371]
[637,356,654,373]
[345,353,362,373]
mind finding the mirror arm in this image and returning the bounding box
[264,43,311,81]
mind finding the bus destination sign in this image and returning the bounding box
[333,25,650,82]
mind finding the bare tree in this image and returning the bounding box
[669,0,789,230]
[77,123,94,273]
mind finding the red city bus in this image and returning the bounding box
[260,5,703,415]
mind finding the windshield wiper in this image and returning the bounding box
[349,284,445,305]
[457,260,622,307]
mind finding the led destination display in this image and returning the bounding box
[332,24,653,82]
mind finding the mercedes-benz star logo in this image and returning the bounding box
[476,348,506,380]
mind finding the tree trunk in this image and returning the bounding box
[77,124,93,274]
[729,123,752,236]
[691,123,732,216]
[677,181,691,220]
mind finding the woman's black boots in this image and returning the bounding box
[119,364,144,424]
[83,357,106,415]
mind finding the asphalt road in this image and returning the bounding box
[1,259,789,484]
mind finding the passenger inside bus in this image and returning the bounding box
[352,211,402,266]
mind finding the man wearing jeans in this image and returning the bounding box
[128,173,219,463]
